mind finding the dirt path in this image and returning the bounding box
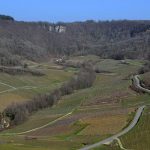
[0,81,39,94]
[0,109,75,136]
[0,81,16,89]
[115,138,131,150]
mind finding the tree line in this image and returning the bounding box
[1,19,150,63]
[0,66,45,76]
[3,64,96,126]
[0,15,14,21]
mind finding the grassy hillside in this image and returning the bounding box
[0,63,73,111]
[0,57,148,150]
[121,106,150,150]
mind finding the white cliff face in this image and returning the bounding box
[55,25,66,33]
[59,26,66,33]
[44,25,66,33]
[48,26,53,32]
[55,26,60,32]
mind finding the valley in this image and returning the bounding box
[1,1,150,149]
[0,55,149,150]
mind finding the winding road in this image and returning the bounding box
[133,75,150,94]
[0,75,149,150]
[79,105,145,150]
[79,75,149,150]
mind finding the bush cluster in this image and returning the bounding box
[3,64,96,125]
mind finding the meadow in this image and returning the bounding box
[0,64,73,111]
[0,56,149,150]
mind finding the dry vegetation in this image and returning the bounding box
[121,106,150,150]
[141,72,150,89]
[0,57,148,150]
[79,111,128,136]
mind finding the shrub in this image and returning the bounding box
[3,64,96,125]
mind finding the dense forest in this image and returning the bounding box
[0,15,150,66]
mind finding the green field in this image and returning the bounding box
[120,106,150,150]
[0,67,73,111]
[0,56,149,150]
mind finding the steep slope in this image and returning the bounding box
[0,17,150,64]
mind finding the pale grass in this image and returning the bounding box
[80,114,127,136]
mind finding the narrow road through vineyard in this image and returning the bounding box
[79,75,149,150]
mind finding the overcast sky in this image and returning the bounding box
[0,0,149,22]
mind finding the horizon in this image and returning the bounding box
[0,0,150,22]
[2,14,150,23]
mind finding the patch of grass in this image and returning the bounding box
[122,110,135,130]
[79,114,127,136]
[141,72,150,87]
[92,145,121,150]
[64,67,79,72]
[121,106,150,150]
[0,68,73,111]
[55,120,88,140]
[121,94,150,107]
[70,55,100,62]
[0,84,10,92]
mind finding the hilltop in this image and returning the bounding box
[0,15,150,66]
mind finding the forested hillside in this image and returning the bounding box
[0,15,150,65]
